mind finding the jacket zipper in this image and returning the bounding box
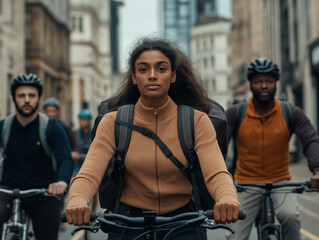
[154,108,161,214]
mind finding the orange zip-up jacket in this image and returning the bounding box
[67,97,238,215]
[233,98,291,182]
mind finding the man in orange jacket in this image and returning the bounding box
[226,58,319,240]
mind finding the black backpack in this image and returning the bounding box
[228,99,292,175]
[91,98,228,212]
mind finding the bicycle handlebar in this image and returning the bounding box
[234,181,319,194]
[60,209,246,223]
[235,181,310,188]
[0,187,61,200]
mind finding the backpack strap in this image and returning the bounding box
[229,101,248,176]
[38,113,58,172]
[115,105,134,162]
[234,101,248,140]
[1,114,15,180]
[115,119,186,172]
[280,100,292,136]
[177,105,202,210]
[113,104,134,212]
[1,114,16,151]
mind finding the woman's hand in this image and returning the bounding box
[65,205,91,226]
[213,201,240,224]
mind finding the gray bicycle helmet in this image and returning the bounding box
[11,73,43,96]
[247,57,280,81]
[43,97,60,109]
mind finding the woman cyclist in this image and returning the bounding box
[65,37,240,240]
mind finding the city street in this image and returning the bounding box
[59,159,319,240]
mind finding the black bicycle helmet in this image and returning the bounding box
[43,97,60,109]
[247,57,280,81]
[11,73,43,97]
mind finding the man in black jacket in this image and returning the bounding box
[0,74,74,240]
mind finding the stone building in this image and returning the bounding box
[191,17,232,109]
[0,1,25,118]
[70,0,113,128]
[26,0,71,122]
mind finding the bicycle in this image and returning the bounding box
[0,187,60,240]
[234,181,319,240]
[61,208,245,240]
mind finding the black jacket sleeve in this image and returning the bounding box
[47,119,74,184]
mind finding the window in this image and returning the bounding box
[71,16,76,30]
[8,0,14,25]
[71,15,84,32]
[212,78,216,91]
[211,56,215,67]
[178,4,188,17]
[78,16,83,32]
[203,58,207,68]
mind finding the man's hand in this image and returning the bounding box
[71,151,80,161]
[310,170,319,189]
[48,181,68,196]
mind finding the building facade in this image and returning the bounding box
[0,1,25,119]
[191,17,232,109]
[280,0,318,131]
[159,0,226,57]
[26,0,71,122]
[70,0,113,128]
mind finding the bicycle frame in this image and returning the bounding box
[256,184,283,240]
[0,188,58,240]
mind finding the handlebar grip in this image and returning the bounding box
[60,213,67,223]
[305,181,311,187]
[60,212,98,223]
[238,210,246,220]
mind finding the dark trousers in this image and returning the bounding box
[107,201,207,240]
[0,189,61,240]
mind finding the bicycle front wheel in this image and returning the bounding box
[4,232,18,240]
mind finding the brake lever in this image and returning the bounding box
[201,220,234,233]
[71,223,101,235]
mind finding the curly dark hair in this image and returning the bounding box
[108,37,211,113]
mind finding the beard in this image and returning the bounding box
[14,101,39,117]
[251,85,276,105]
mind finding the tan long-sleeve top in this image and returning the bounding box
[67,97,238,215]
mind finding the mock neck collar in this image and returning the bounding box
[134,96,177,122]
[247,97,281,118]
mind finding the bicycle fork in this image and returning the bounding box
[2,198,30,240]
[257,190,283,240]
